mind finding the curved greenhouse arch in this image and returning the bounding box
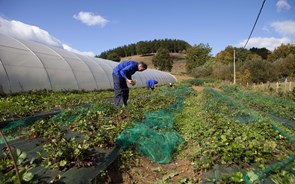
[0,33,177,94]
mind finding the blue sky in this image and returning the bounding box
[0,0,294,57]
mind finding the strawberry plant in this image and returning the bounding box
[1,84,294,183]
[39,136,96,170]
[175,88,294,183]
[0,147,36,183]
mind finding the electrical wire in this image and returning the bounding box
[244,0,266,48]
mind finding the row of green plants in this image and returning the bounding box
[1,83,294,183]
[0,86,177,183]
[175,86,295,183]
[222,85,295,121]
[0,90,113,121]
[0,146,35,183]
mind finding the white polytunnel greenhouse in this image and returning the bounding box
[0,33,177,94]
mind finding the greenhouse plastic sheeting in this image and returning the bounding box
[0,33,177,94]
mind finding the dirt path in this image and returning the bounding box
[105,156,195,183]
[192,86,221,92]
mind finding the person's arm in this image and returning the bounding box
[119,65,132,80]
[119,65,135,84]
[146,81,149,90]
[150,81,155,89]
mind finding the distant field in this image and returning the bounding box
[120,53,193,81]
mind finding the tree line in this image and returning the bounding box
[188,43,295,84]
[96,39,190,61]
[153,42,295,84]
[96,38,295,84]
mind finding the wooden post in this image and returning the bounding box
[285,78,288,92]
[233,49,236,84]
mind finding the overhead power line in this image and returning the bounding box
[244,0,266,49]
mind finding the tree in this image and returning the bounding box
[268,43,295,62]
[152,48,173,71]
[215,47,233,64]
[185,43,212,74]
[250,47,271,60]
[106,52,120,62]
[136,41,151,55]
[192,60,213,78]
[96,39,191,58]
[96,51,107,59]
[216,46,261,65]
[273,54,295,78]
[241,59,277,83]
[211,62,232,81]
[236,69,252,85]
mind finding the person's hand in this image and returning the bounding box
[127,79,135,86]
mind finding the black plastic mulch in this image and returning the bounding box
[0,133,122,183]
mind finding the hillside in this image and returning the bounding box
[120,53,193,81]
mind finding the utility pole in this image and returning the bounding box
[233,49,236,84]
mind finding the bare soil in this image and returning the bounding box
[192,86,221,92]
[104,156,196,184]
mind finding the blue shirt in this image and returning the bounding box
[113,60,139,80]
[146,80,158,90]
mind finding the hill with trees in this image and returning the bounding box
[96,39,190,62]
[97,39,295,84]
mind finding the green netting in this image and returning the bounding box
[0,112,59,143]
[203,155,295,184]
[242,155,295,184]
[222,86,295,122]
[202,87,295,183]
[203,88,264,124]
[268,114,295,130]
[116,87,191,164]
[1,87,191,164]
[0,102,96,144]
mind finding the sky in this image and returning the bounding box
[0,0,294,57]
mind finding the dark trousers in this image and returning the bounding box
[113,73,129,106]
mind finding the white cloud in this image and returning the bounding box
[0,16,62,47]
[239,37,293,51]
[271,20,295,35]
[62,44,95,57]
[0,17,95,57]
[239,19,295,51]
[73,11,109,27]
[276,0,291,12]
[262,26,270,33]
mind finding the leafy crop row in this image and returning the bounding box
[0,87,177,183]
[222,86,295,121]
[175,87,295,183]
[1,84,294,183]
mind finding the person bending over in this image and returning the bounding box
[146,79,158,91]
[112,60,147,106]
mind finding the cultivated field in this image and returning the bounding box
[1,79,294,183]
